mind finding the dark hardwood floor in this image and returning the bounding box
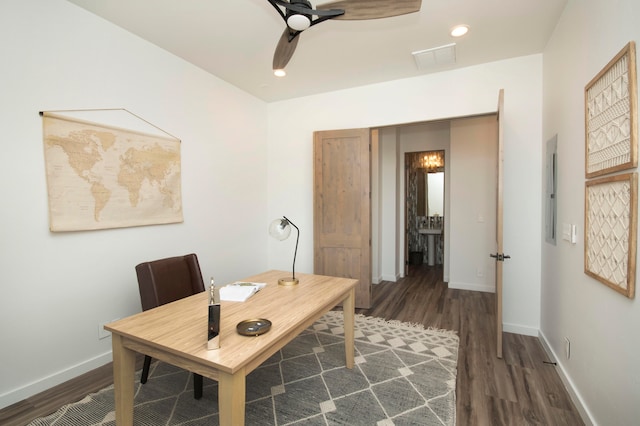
[356,264,584,425]
[1,264,584,425]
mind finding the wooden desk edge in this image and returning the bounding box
[110,274,357,426]
[114,283,357,379]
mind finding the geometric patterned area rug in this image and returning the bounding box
[29,311,458,425]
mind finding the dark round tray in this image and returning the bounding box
[236,318,272,336]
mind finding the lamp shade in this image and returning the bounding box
[269,218,291,241]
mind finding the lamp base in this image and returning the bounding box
[278,277,299,286]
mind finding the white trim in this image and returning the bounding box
[0,351,113,409]
[538,330,596,426]
[448,281,494,292]
[503,323,538,337]
[380,273,400,282]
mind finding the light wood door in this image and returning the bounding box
[313,128,372,308]
[492,89,507,359]
[404,158,410,277]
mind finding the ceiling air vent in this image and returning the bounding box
[412,43,456,70]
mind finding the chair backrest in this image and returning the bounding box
[135,253,206,311]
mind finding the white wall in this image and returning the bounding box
[541,0,640,424]
[379,127,400,282]
[449,116,497,292]
[0,0,268,408]
[267,55,543,336]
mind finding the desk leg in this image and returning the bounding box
[218,369,246,426]
[112,333,135,425]
[343,288,355,369]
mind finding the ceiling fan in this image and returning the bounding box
[267,0,422,72]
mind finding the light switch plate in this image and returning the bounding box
[562,223,577,244]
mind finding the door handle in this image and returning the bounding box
[490,253,511,261]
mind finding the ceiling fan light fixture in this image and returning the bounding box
[450,24,469,37]
[268,0,416,74]
[287,14,311,31]
[274,69,286,77]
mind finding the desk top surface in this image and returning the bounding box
[106,270,358,374]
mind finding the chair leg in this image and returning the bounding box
[193,373,203,399]
[141,355,152,384]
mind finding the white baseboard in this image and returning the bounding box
[0,351,113,409]
[380,273,400,282]
[538,330,595,426]
[448,281,494,293]
[503,323,538,337]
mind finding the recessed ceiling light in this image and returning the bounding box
[274,69,286,77]
[450,25,469,37]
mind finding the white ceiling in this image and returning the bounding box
[66,0,567,102]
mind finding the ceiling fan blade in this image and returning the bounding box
[273,29,300,70]
[316,0,421,20]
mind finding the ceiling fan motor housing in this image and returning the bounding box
[288,0,312,12]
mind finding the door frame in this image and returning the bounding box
[494,88,506,358]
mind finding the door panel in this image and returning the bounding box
[314,128,372,308]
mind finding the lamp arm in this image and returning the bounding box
[283,216,299,279]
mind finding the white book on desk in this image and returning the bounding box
[219,282,267,302]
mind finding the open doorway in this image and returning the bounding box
[371,121,451,284]
[371,114,497,291]
[405,150,445,276]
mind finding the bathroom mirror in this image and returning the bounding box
[426,171,444,216]
[415,150,445,217]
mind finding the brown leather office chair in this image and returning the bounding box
[135,253,206,399]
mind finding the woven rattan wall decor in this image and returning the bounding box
[585,42,637,178]
[584,42,638,298]
[585,173,637,298]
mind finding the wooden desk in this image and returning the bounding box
[105,270,358,425]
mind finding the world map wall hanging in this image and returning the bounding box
[41,110,183,232]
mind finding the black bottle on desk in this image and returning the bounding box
[207,281,220,350]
